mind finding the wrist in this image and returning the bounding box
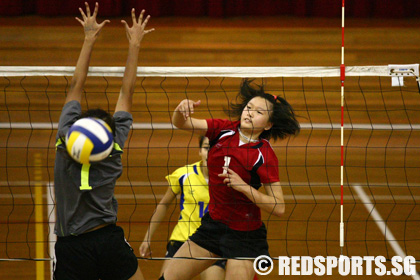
[242,184,253,196]
[129,42,141,49]
[83,37,96,45]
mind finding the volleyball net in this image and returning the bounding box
[0,66,419,266]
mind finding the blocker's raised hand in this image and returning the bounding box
[121,9,154,46]
[75,2,110,40]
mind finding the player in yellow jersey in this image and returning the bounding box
[140,136,225,280]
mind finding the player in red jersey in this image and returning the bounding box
[160,79,300,280]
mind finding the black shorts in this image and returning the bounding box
[166,240,227,269]
[53,224,138,280]
[189,213,269,259]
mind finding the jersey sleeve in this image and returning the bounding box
[205,119,236,141]
[165,167,184,195]
[113,111,133,149]
[56,100,81,140]
[258,145,280,184]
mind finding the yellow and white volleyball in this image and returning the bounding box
[65,118,114,164]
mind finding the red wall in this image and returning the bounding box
[1,0,419,17]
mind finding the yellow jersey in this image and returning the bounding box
[166,161,209,242]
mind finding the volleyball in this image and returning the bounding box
[65,118,114,164]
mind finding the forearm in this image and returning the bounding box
[143,203,168,241]
[115,43,140,113]
[67,38,96,103]
[121,43,140,95]
[241,186,285,217]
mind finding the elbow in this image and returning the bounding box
[120,85,135,97]
[172,116,186,130]
[172,119,181,129]
[273,203,286,217]
[69,79,81,91]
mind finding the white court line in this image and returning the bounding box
[353,185,419,280]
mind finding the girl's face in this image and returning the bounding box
[199,137,210,166]
[240,96,273,134]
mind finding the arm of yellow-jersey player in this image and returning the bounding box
[139,187,177,258]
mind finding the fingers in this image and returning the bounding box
[177,100,199,119]
[142,14,150,28]
[187,102,195,115]
[75,17,84,26]
[99,19,111,28]
[121,20,129,29]
[139,246,151,257]
[85,2,91,17]
[92,2,98,18]
[144,28,155,34]
[138,9,145,24]
[223,177,232,187]
[79,7,87,21]
[141,250,151,257]
[121,20,131,40]
[139,248,145,257]
[131,8,136,24]
[124,8,154,36]
[184,104,193,118]
[188,100,201,114]
[130,8,153,27]
[219,168,232,176]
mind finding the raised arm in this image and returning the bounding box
[65,2,109,104]
[115,9,154,113]
[172,99,208,135]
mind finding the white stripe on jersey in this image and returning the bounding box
[254,149,264,167]
[219,130,235,140]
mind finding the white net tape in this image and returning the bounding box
[0,65,391,77]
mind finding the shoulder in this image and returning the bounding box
[63,100,81,111]
[206,119,238,131]
[57,100,82,137]
[169,162,196,179]
[207,119,239,140]
[113,110,133,124]
[111,111,133,148]
[60,100,81,120]
[259,139,278,158]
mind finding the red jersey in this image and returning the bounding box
[205,118,280,231]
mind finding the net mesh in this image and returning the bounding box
[0,66,419,265]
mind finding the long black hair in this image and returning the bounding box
[227,79,300,141]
